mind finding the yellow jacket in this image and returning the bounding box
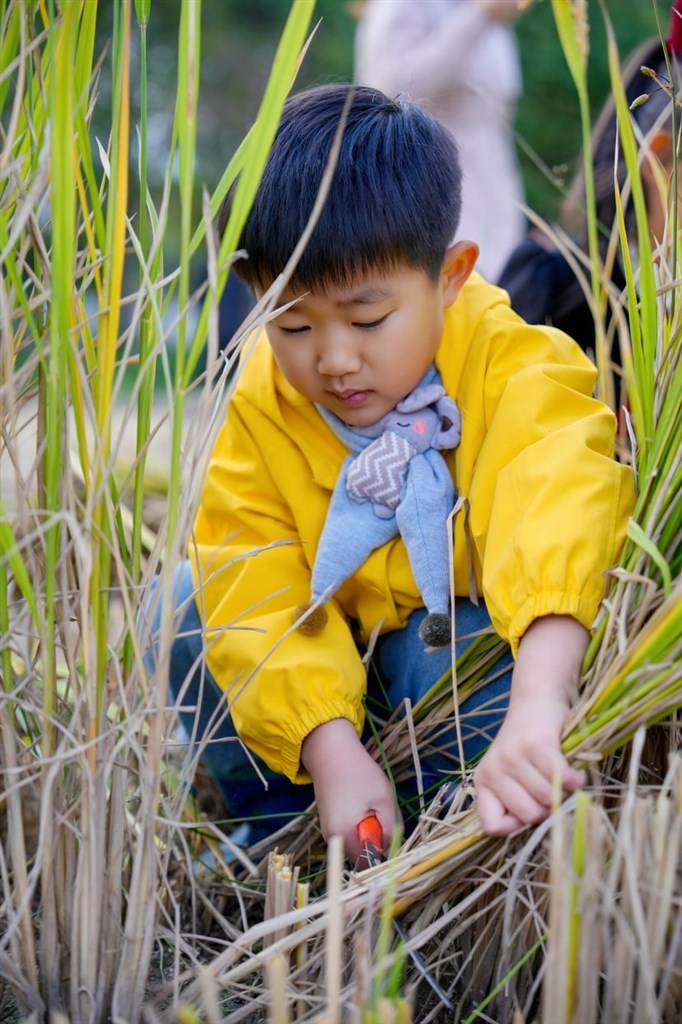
[190,274,635,783]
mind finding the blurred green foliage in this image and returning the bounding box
[202,0,662,221]
[97,0,663,241]
[515,0,661,217]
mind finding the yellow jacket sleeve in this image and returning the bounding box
[444,291,635,655]
[190,388,366,784]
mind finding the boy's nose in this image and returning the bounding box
[317,335,362,377]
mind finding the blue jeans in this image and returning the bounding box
[142,562,512,841]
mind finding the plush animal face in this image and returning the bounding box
[354,384,461,452]
[382,405,444,452]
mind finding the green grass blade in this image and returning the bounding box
[44,0,78,754]
[626,519,673,596]
[0,509,41,628]
[606,19,658,450]
[183,0,316,384]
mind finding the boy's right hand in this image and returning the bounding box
[301,718,400,861]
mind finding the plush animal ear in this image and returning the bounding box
[431,396,462,450]
[395,383,445,413]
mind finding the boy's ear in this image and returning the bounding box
[441,241,479,307]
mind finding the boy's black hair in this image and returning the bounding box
[217,84,463,291]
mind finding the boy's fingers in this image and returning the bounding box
[505,760,557,809]
[564,764,587,790]
[496,776,550,824]
[530,748,587,793]
[477,770,567,833]
[475,786,524,836]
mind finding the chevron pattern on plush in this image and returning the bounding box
[346,431,416,512]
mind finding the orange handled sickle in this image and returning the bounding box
[356,814,453,1010]
[357,814,383,860]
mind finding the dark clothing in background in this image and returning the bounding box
[497,237,625,366]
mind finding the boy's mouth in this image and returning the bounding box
[332,389,372,408]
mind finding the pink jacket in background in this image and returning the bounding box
[355,0,526,281]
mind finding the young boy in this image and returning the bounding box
[147,85,634,862]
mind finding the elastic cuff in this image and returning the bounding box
[280,703,365,784]
[507,592,596,658]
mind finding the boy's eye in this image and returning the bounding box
[278,324,310,334]
[353,315,388,330]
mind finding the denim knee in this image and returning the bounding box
[374,600,506,708]
[372,600,513,785]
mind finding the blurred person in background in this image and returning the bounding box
[497,10,682,366]
[355,0,526,281]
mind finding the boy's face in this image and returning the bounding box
[260,243,477,428]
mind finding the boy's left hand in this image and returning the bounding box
[473,615,588,836]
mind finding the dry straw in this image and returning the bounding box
[1,0,681,1022]
[0,0,315,1020]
